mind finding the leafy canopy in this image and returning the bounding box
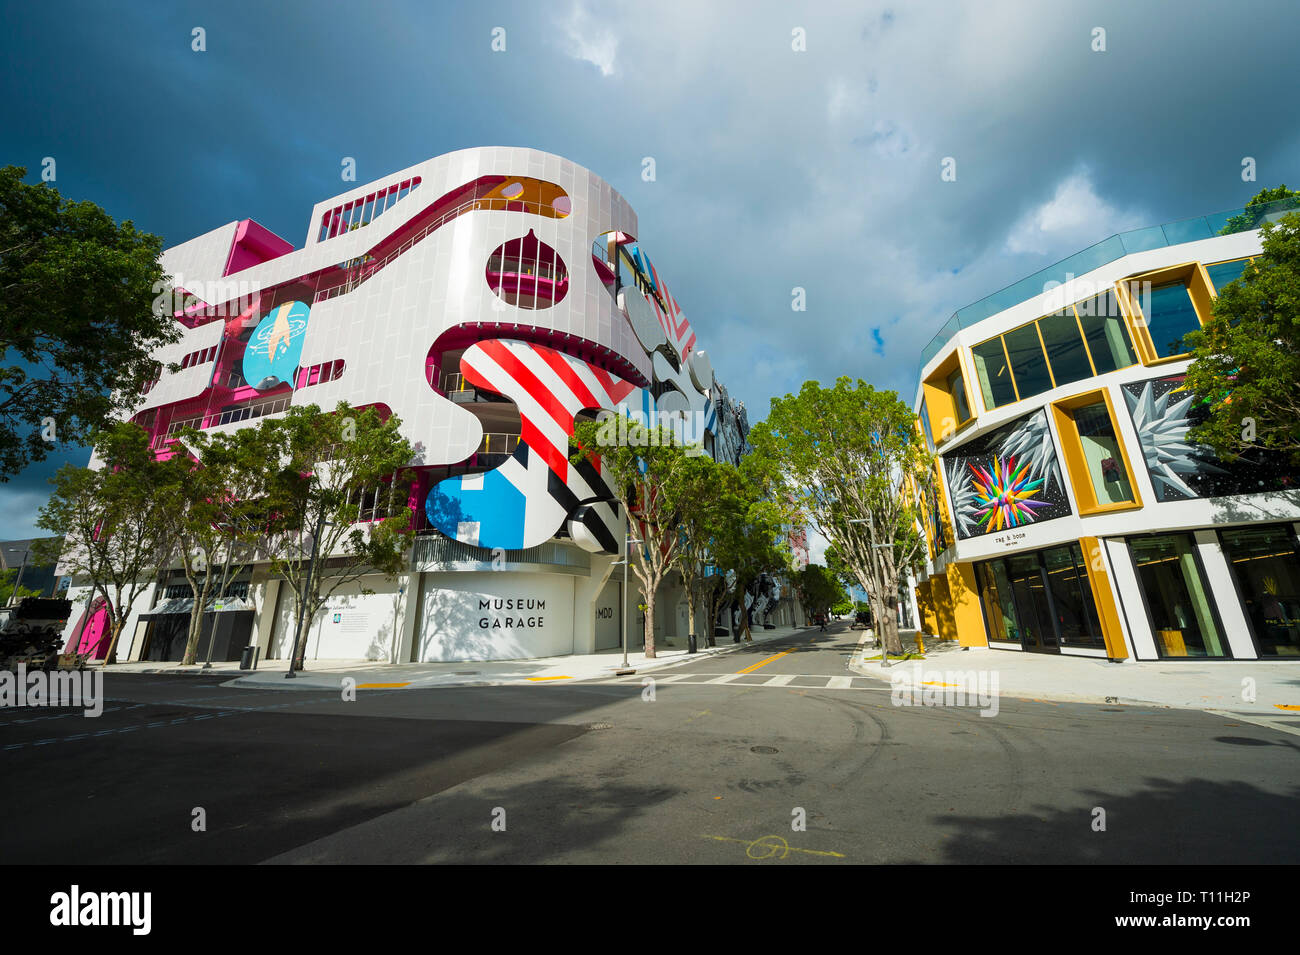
[0,166,181,479]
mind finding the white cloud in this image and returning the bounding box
[561,3,619,77]
[1005,169,1145,256]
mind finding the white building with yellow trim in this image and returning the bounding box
[912,198,1300,662]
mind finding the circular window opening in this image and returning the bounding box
[501,182,524,200]
[486,230,569,310]
[551,196,572,217]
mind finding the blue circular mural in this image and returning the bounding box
[242,301,311,390]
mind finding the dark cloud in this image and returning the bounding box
[3,0,1297,531]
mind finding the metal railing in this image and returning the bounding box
[313,197,565,304]
[477,432,519,455]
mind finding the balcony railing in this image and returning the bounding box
[313,197,565,304]
[918,195,1300,373]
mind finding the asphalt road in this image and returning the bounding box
[2,623,1297,864]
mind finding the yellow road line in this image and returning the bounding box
[526,675,572,681]
[736,649,794,675]
[357,682,410,689]
[1275,704,1300,711]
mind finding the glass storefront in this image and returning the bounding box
[1129,534,1228,658]
[1219,524,1300,658]
[976,542,1106,653]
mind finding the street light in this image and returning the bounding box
[614,525,643,670]
[6,546,30,608]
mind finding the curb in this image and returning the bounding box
[218,624,816,691]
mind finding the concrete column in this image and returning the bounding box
[572,555,616,655]
[396,571,422,663]
[251,578,279,659]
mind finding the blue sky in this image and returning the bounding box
[2,0,1298,544]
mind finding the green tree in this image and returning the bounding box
[1184,208,1300,464]
[263,403,416,672]
[709,466,789,642]
[747,379,933,658]
[794,563,846,619]
[572,415,696,659]
[35,421,176,663]
[159,423,285,665]
[0,166,182,479]
[669,453,729,652]
[1218,185,1300,235]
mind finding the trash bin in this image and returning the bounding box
[239,645,260,670]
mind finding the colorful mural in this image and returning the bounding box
[943,409,1072,539]
[426,339,641,552]
[242,300,311,390]
[1122,375,1295,502]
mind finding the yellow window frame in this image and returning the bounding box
[1049,389,1143,515]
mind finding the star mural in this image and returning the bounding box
[969,454,1050,532]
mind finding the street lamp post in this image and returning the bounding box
[6,546,30,607]
[617,525,643,670]
[285,512,333,678]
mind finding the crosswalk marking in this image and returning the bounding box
[607,673,889,693]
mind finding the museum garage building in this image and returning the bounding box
[912,197,1300,662]
[60,147,789,663]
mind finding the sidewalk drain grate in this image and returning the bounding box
[586,722,614,730]
[455,671,480,675]
[750,745,779,754]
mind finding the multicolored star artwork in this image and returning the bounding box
[968,454,1048,532]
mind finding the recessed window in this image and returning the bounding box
[1072,401,1135,505]
[1206,258,1251,293]
[948,369,971,423]
[1051,391,1139,514]
[1144,281,1201,358]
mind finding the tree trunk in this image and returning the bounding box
[103,614,125,665]
[643,593,656,658]
[686,588,697,653]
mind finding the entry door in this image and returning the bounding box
[1005,555,1060,653]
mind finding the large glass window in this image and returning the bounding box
[1220,524,1300,658]
[1130,534,1228,658]
[948,368,971,423]
[978,544,1108,653]
[1003,323,1053,400]
[1037,311,1093,387]
[1043,544,1105,649]
[971,338,1017,409]
[1076,291,1137,374]
[1144,281,1201,359]
[978,561,1020,643]
[1072,399,1135,506]
[1206,258,1250,293]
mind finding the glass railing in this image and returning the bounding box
[917,195,1300,373]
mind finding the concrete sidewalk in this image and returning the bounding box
[849,628,1300,718]
[99,623,808,690]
